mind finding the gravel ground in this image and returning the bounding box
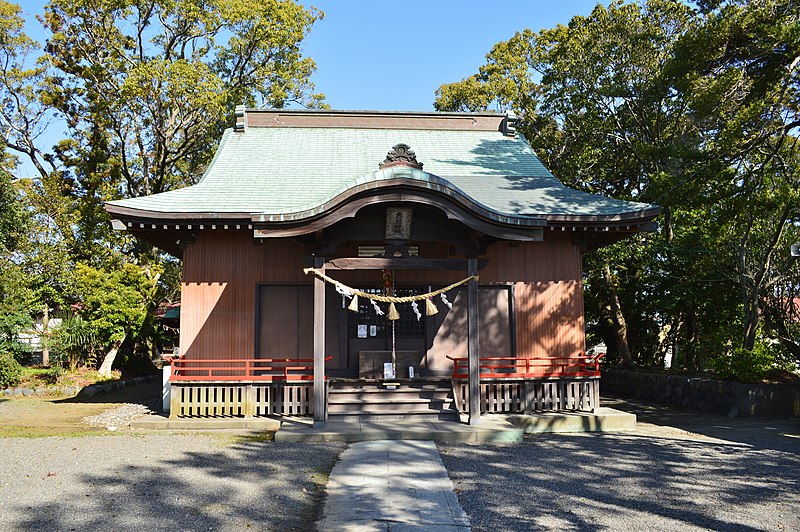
[439,413,800,531]
[82,403,156,428]
[0,433,345,531]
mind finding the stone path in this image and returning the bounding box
[319,440,471,531]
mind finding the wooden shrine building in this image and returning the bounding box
[105,109,659,424]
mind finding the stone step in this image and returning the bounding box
[328,390,451,400]
[329,384,451,393]
[328,401,455,413]
[327,410,460,422]
[328,396,452,405]
[326,379,458,421]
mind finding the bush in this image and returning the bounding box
[0,350,23,388]
[709,341,793,382]
[42,365,65,384]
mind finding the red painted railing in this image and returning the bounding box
[446,353,605,379]
[168,357,332,382]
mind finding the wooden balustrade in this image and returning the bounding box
[168,357,332,382]
[446,353,605,380]
[446,353,605,413]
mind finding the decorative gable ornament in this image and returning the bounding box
[379,143,423,170]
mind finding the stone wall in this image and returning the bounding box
[1,375,157,398]
[602,368,800,418]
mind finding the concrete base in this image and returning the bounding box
[130,414,281,431]
[507,407,637,433]
[129,408,635,438]
[275,408,636,443]
[275,415,523,443]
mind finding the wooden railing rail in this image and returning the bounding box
[169,357,333,382]
[446,353,606,379]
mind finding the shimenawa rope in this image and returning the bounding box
[302,268,478,303]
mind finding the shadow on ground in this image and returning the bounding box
[439,398,800,531]
[3,435,345,531]
[605,395,800,453]
[57,378,161,407]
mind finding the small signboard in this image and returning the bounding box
[357,324,368,338]
[369,325,377,337]
[383,362,395,379]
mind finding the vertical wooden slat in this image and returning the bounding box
[313,257,326,423]
[468,258,481,425]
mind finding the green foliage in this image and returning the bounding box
[69,263,159,346]
[0,170,29,253]
[709,341,794,382]
[435,0,800,372]
[0,349,23,388]
[41,365,65,384]
[0,0,326,375]
[47,313,95,370]
[40,0,326,252]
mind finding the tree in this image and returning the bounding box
[40,0,327,262]
[0,1,55,179]
[435,0,800,372]
[64,263,160,375]
[670,0,800,351]
[0,169,36,360]
[436,0,702,367]
[1,0,328,373]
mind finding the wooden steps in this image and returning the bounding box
[327,379,459,421]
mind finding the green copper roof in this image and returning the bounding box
[107,124,657,220]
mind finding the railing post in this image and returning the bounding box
[169,384,180,419]
[313,256,326,426]
[467,258,481,425]
[162,359,172,414]
[243,384,256,418]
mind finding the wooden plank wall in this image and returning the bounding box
[180,229,584,362]
[482,235,585,359]
[180,231,307,359]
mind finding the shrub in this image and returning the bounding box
[42,365,65,384]
[0,350,23,388]
[709,341,793,382]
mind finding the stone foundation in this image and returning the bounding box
[602,368,800,417]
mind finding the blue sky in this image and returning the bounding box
[302,1,601,110]
[14,0,601,176]
[19,0,600,110]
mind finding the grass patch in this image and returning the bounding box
[309,465,330,487]
[229,431,276,444]
[0,425,109,438]
[18,366,122,389]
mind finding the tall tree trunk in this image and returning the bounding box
[603,259,632,367]
[41,305,49,366]
[684,311,699,372]
[742,295,760,351]
[98,336,125,378]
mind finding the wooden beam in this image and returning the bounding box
[325,257,489,271]
[467,258,481,426]
[313,256,326,425]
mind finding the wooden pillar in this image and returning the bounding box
[313,256,326,425]
[467,258,481,425]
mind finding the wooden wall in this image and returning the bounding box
[483,235,586,359]
[180,231,307,359]
[180,229,584,362]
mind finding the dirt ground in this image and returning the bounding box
[0,380,160,437]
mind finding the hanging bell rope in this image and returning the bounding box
[303,268,478,303]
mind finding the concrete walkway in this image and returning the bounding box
[318,440,471,531]
[276,408,636,443]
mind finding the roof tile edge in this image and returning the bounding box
[240,107,514,133]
